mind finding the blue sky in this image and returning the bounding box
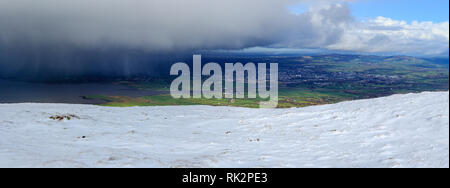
[290,0,449,23]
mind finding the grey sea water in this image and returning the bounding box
[0,80,167,104]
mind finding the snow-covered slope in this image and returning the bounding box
[0,92,448,168]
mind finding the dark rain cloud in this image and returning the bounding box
[0,0,352,79]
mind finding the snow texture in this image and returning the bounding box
[0,92,448,168]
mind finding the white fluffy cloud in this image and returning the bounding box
[327,16,449,55]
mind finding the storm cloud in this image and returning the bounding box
[0,0,353,79]
[0,0,447,80]
[0,0,352,49]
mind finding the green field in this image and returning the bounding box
[86,55,449,108]
[87,88,355,108]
